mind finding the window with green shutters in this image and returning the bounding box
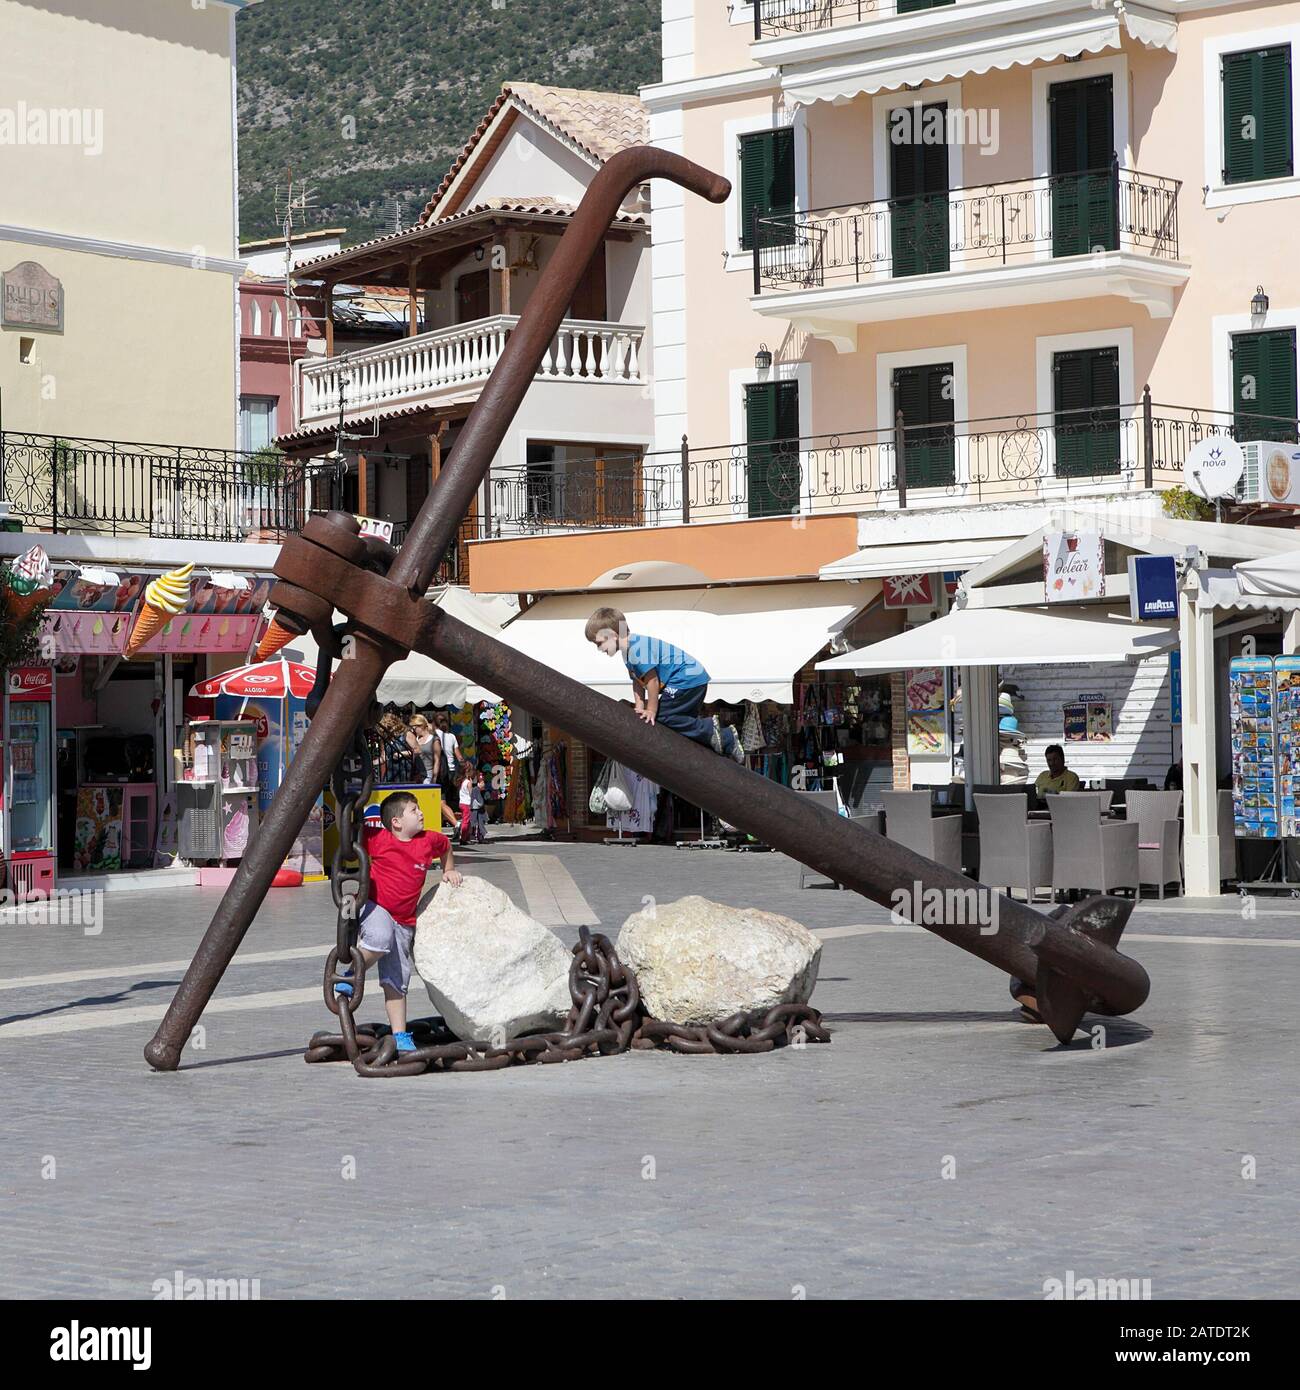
[889,103,950,277]
[897,0,955,11]
[1049,75,1117,257]
[745,380,801,518]
[892,363,956,488]
[1053,346,1121,477]
[739,128,796,252]
[1232,330,1299,442]
[1222,47,1293,185]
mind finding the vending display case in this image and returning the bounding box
[177,719,259,862]
[3,666,57,899]
[1230,657,1281,838]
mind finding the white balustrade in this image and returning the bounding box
[298,315,645,426]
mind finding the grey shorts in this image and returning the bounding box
[358,900,415,996]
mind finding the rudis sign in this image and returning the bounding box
[1043,531,1105,603]
[7,665,53,695]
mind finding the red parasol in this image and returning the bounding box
[190,659,317,699]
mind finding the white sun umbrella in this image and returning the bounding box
[1236,550,1300,597]
[280,586,512,706]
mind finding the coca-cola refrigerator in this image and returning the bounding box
[2,665,57,900]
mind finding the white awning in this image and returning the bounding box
[1235,551,1300,598]
[818,604,1177,671]
[283,586,515,706]
[820,540,996,582]
[492,581,877,704]
[1197,567,1300,613]
[784,12,1177,107]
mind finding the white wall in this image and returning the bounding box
[1000,654,1177,786]
[467,119,599,207]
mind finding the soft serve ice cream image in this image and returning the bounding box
[125,563,194,658]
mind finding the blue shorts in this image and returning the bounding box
[358,900,415,996]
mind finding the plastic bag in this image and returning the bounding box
[588,758,614,816]
[604,762,634,814]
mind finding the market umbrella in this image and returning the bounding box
[190,658,317,700]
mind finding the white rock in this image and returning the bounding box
[413,876,572,1042]
[616,895,821,1025]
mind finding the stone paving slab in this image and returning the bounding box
[1,844,1296,1299]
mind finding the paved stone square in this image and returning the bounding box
[1,841,1297,1299]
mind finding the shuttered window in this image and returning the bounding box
[1222,47,1293,185]
[889,102,950,277]
[1232,330,1299,442]
[745,380,801,518]
[739,128,796,251]
[893,362,956,488]
[1053,346,1121,477]
[1049,75,1117,256]
[898,0,955,10]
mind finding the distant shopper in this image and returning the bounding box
[1035,744,1082,796]
[584,606,743,762]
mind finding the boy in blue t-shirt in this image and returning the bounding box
[585,606,743,762]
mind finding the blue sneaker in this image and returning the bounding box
[333,966,354,998]
[394,1031,416,1053]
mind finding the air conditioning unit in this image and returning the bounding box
[1236,440,1300,506]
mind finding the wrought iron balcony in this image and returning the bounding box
[754,0,905,40]
[0,432,310,542]
[754,167,1180,296]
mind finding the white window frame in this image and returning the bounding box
[874,343,968,505]
[1031,55,1131,261]
[729,361,814,513]
[1202,26,1300,210]
[1211,306,1300,421]
[723,106,810,273]
[1034,327,1136,485]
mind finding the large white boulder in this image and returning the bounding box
[616,895,821,1025]
[413,876,572,1042]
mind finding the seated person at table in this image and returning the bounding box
[1035,744,1081,796]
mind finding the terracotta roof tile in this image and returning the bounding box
[420,83,648,224]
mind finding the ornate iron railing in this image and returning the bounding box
[754,0,890,40]
[0,432,311,541]
[475,399,1300,534]
[754,167,1180,293]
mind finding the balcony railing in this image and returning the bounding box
[474,399,1299,534]
[754,167,1180,294]
[297,314,645,427]
[755,0,897,39]
[0,432,310,542]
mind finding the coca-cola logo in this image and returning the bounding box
[8,667,52,693]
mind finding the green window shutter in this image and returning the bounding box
[745,380,800,517]
[1053,346,1120,477]
[1233,330,1299,441]
[889,103,950,277]
[1224,48,1294,184]
[739,128,796,252]
[894,363,955,489]
[898,0,955,9]
[1051,76,1116,255]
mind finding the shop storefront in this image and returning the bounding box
[1,537,276,894]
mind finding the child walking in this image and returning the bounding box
[459,760,488,845]
[333,790,461,1052]
[585,606,744,762]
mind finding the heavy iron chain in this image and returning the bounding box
[306,920,830,1075]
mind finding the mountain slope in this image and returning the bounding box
[237,0,660,245]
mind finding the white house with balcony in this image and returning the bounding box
[277,82,654,569]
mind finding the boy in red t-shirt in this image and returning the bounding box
[334,791,461,1051]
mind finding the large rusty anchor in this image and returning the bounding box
[144,147,1148,1072]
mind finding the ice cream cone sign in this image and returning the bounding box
[4,544,55,621]
[125,563,193,658]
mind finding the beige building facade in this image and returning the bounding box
[0,0,242,449]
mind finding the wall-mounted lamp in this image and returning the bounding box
[1251,285,1269,316]
[475,244,486,262]
[754,343,772,371]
